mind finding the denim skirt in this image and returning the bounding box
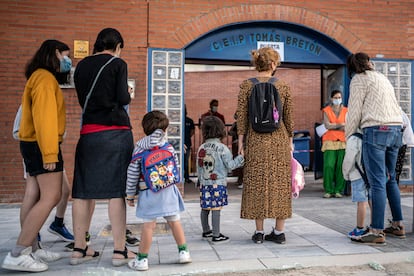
[72,129,134,199]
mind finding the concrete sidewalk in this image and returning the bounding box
[0,174,413,275]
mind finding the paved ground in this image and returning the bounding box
[0,173,413,275]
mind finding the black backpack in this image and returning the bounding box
[248,77,282,133]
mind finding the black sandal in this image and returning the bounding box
[70,246,100,265]
[112,247,137,267]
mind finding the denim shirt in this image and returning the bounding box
[197,138,244,186]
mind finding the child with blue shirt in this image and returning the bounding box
[342,130,371,238]
[197,116,244,244]
[126,111,191,271]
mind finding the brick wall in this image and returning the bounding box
[1,0,413,202]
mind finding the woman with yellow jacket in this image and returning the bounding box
[2,40,67,272]
[322,90,347,198]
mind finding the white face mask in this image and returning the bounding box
[333,98,342,106]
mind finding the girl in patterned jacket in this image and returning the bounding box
[197,116,244,244]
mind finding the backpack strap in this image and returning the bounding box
[249,77,277,85]
[269,77,282,122]
[267,77,277,84]
[352,133,363,139]
[82,56,118,116]
[249,78,259,85]
[351,133,369,188]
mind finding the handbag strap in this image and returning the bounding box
[82,56,117,115]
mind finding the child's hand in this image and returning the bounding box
[238,147,244,156]
[126,195,135,207]
[127,199,135,207]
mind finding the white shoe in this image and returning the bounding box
[178,250,192,264]
[33,249,61,263]
[237,183,243,189]
[2,247,48,272]
[128,257,148,271]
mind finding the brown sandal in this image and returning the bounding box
[70,246,100,265]
[112,247,137,267]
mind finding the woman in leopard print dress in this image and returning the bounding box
[236,47,294,244]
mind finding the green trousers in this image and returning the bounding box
[323,149,346,194]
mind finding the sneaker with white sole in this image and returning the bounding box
[202,230,213,240]
[178,250,192,264]
[2,247,48,272]
[211,233,230,244]
[33,249,61,263]
[264,231,286,244]
[128,257,148,271]
[48,222,74,242]
[348,227,368,238]
[252,232,264,244]
[351,231,386,245]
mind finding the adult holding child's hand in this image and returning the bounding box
[236,47,294,245]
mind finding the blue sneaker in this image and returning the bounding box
[48,222,74,242]
[348,227,367,238]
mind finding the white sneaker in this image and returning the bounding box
[178,250,192,264]
[128,257,148,271]
[237,183,243,189]
[2,247,48,272]
[33,249,62,262]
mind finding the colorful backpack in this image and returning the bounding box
[132,143,180,192]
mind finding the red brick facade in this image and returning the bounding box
[1,1,413,202]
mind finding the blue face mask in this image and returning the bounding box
[333,98,342,106]
[60,56,72,73]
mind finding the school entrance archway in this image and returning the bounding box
[148,21,350,192]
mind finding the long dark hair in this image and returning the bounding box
[346,52,372,78]
[25,39,65,79]
[93,28,124,54]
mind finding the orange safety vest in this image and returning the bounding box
[322,105,347,142]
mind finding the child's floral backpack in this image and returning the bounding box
[132,143,180,192]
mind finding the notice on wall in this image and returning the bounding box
[74,40,89,59]
[257,41,285,61]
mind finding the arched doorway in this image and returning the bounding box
[148,19,412,194]
[181,21,351,187]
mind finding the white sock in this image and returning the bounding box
[273,228,283,235]
[255,230,264,234]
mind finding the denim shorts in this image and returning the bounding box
[351,178,369,202]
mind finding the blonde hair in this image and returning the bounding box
[251,47,281,72]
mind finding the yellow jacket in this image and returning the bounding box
[19,69,66,163]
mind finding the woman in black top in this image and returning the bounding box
[71,28,135,266]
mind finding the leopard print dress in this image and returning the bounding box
[237,77,294,220]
